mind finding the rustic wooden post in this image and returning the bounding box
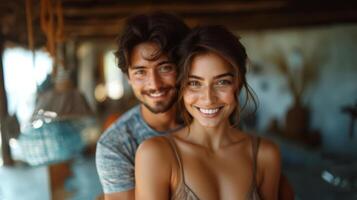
[0,33,14,166]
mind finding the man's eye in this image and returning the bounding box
[134,70,145,76]
[158,65,174,73]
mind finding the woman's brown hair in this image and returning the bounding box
[177,25,257,127]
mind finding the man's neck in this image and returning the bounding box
[140,105,179,132]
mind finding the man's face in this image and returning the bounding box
[127,42,177,114]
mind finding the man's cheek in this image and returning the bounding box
[130,77,146,85]
[162,73,177,83]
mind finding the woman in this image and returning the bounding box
[135,25,281,200]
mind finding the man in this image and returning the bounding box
[96,12,190,200]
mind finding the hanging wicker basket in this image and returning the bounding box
[17,120,86,166]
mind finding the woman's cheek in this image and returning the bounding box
[183,90,199,105]
[218,88,236,104]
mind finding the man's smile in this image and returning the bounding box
[142,87,174,99]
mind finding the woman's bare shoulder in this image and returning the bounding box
[237,131,281,165]
[136,136,173,160]
[135,136,176,198]
[256,137,281,167]
[135,135,176,182]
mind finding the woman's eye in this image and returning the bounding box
[217,79,232,86]
[187,80,201,87]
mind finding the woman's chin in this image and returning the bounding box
[195,119,223,128]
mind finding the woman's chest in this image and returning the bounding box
[178,151,255,200]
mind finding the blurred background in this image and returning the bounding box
[0,0,357,199]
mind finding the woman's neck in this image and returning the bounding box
[185,120,236,151]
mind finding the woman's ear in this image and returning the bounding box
[234,77,242,91]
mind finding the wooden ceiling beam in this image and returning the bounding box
[64,9,357,39]
[62,1,288,17]
[3,1,357,44]
[62,1,357,18]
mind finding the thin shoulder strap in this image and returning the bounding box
[165,135,186,183]
[251,136,261,186]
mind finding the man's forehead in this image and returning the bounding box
[132,42,162,58]
[139,47,161,60]
[130,42,171,67]
[129,59,174,70]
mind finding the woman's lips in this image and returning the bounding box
[194,106,224,117]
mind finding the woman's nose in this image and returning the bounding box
[200,86,217,104]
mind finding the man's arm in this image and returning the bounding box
[96,128,136,200]
[103,189,134,200]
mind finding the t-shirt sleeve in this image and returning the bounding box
[95,127,136,193]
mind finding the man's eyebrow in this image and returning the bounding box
[130,61,173,69]
[157,60,174,65]
[130,66,146,70]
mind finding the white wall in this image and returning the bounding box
[239,24,357,155]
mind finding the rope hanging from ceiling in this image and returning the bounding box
[40,0,65,75]
[25,0,34,52]
[40,0,65,53]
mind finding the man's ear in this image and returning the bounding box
[126,73,132,85]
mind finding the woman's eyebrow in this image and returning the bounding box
[188,72,234,80]
[213,72,234,79]
[188,75,204,80]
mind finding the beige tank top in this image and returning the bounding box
[164,135,262,200]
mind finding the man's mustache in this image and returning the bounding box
[141,86,175,95]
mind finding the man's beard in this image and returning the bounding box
[141,87,177,114]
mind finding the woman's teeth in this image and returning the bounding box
[198,107,220,114]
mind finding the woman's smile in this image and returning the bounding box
[194,106,224,117]
[183,52,238,128]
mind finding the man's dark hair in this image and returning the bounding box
[115,12,190,75]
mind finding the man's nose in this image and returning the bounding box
[147,71,163,90]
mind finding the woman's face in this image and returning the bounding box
[183,52,238,128]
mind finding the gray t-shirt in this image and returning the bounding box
[96,105,172,193]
